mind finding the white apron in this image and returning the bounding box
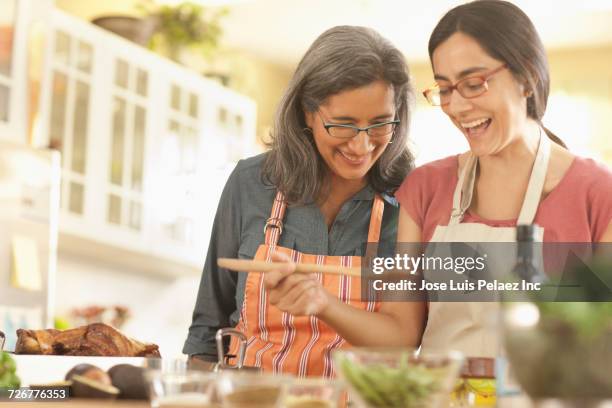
[420,133,551,358]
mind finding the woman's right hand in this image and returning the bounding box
[263,251,333,317]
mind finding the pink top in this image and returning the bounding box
[396,155,612,242]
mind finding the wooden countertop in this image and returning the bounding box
[2,397,612,407]
[0,399,149,408]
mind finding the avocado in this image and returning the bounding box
[65,363,112,386]
[108,364,148,399]
[70,374,120,399]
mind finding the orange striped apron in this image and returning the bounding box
[229,191,384,377]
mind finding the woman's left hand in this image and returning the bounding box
[263,251,332,316]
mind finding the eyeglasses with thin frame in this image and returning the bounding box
[317,111,399,139]
[423,64,507,106]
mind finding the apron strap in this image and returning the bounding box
[449,127,552,227]
[264,191,386,245]
[450,154,478,225]
[516,129,551,224]
[366,194,385,243]
[264,191,287,246]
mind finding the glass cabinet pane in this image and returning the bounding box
[69,182,84,214]
[188,93,198,118]
[110,97,126,185]
[132,105,145,192]
[218,107,227,127]
[129,201,141,230]
[76,41,93,73]
[54,31,71,66]
[0,0,16,77]
[49,72,67,152]
[169,120,179,134]
[235,115,243,133]
[115,59,128,89]
[136,69,148,97]
[0,85,9,122]
[182,127,198,173]
[71,81,89,174]
[170,85,180,111]
[108,194,121,224]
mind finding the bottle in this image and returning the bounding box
[495,225,547,400]
[512,225,547,284]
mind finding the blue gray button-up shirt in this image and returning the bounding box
[183,153,400,360]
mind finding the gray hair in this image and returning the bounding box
[262,25,415,205]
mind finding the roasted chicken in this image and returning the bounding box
[15,323,160,357]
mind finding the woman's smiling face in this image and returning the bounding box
[305,79,396,183]
[432,32,531,157]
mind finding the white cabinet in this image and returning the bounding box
[0,0,31,143]
[37,10,257,276]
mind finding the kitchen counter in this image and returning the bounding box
[0,400,149,408]
[1,396,612,407]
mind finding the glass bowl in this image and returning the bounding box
[216,372,289,408]
[332,348,463,408]
[145,370,217,408]
[283,377,343,408]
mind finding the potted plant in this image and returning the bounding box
[92,2,227,64]
[92,14,157,47]
[503,256,612,405]
[142,1,228,63]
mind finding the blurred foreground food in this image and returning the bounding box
[0,351,20,389]
[15,323,160,357]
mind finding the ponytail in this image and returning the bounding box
[540,124,567,149]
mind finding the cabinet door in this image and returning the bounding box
[45,26,94,220]
[214,91,257,164]
[41,11,155,249]
[0,0,30,143]
[149,79,204,263]
[148,79,258,266]
[105,58,150,234]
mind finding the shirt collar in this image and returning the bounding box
[352,184,375,201]
[271,183,396,205]
[353,185,398,206]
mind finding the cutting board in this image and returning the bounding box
[10,354,151,386]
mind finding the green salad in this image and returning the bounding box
[337,353,448,408]
[0,351,21,391]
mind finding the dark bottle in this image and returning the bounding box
[513,225,547,284]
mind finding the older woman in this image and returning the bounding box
[184,26,424,376]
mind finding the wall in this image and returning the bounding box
[55,0,140,19]
[55,252,200,358]
[547,45,612,163]
[405,44,612,165]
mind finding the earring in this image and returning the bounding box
[303,127,313,135]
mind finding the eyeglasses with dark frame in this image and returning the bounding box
[423,64,507,106]
[317,111,400,139]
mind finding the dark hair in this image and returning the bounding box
[262,25,415,205]
[428,0,566,147]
